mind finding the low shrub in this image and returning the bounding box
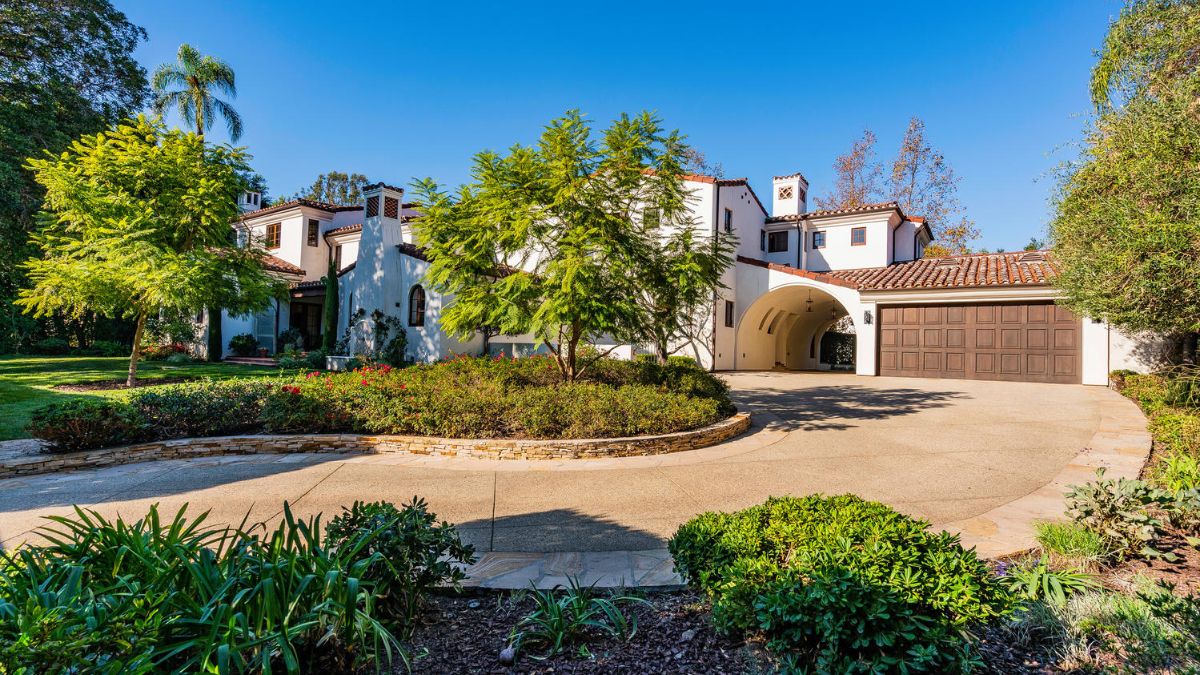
[277,327,305,352]
[306,348,327,370]
[0,500,470,674]
[130,379,272,439]
[26,399,147,453]
[228,332,258,357]
[1153,450,1200,492]
[326,499,476,634]
[164,352,191,364]
[669,495,1010,672]
[1119,373,1171,413]
[84,339,126,356]
[1065,469,1173,559]
[276,352,311,369]
[31,337,70,355]
[509,577,645,659]
[1149,409,1200,457]
[141,343,184,361]
[1000,556,1099,605]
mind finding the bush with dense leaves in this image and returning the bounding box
[1066,469,1174,559]
[0,500,473,674]
[31,337,70,355]
[228,332,258,356]
[668,494,1010,672]
[26,399,147,453]
[129,379,273,439]
[84,339,127,356]
[325,499,476,633]
[29,356,734,449]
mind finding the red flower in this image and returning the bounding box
[361,379,368,385]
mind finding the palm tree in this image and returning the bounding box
[151,43,243,140]
[152,44,244,363]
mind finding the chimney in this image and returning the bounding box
[771,172,808,217]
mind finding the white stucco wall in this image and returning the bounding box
[805,215,894,271]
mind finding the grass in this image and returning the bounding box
[1035,520,1116,568]
[0,355,286,440]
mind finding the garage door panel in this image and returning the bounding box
[879,302,1080,384]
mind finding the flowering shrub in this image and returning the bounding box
[28,356,734,448]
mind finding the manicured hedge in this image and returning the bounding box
[27,355,735,452]
[669,495,1011,672]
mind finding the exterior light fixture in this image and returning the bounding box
[863,310,873,325]
[806,289,813,313]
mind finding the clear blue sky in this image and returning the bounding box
[120,0,1121,251]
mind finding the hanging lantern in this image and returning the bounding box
[805,289,813,312]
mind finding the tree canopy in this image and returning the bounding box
[19,116,286,383]
[0,0,148,352]
[280,171,371,206]
[410,111,732,379]
[152,43,243,140]
[1051,0,1200,358]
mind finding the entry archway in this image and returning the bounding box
[734,283,860,371]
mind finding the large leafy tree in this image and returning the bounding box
[19,116,286,385]
[1051,0,1200,360]
[814,129,883,211]
[282,171,371,206]
[412,111,726,380]
[0,0,148,352]
[639,227,735,364]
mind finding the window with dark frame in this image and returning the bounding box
[759,230,766,251]
[723,208,733,233]
[307,219,319,247]
[811,230,826,249]
[851,226,866,246]
[767,231,788,253]
[333,245,342,270]
[265,223,281,249]
[724,300,734,328]
[408,285,426,327]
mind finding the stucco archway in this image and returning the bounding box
[734,283,860,371]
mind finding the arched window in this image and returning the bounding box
[408,285,426,327]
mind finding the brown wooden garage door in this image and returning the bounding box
[878,302,1081,384]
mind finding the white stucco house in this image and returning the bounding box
[216,173,1162,386]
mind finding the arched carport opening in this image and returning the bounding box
[735,283,858,371]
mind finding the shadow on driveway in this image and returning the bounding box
[732,384,968,431]
[456,508,668,553]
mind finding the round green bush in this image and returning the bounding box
[669,495,1011,672]
[227,333,258,357]
[27,399,147,453]
[31,337,70,355]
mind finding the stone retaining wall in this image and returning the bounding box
[0,413,751,479]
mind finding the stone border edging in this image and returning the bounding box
[941,387,1151,559]
[0,413,751,479]
[461,549,682,590]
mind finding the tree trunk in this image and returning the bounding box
[1184,332,1198,366]
[657,336,670,365]
[127,311,146,387]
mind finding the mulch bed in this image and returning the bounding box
[403,590,756,674]
[52,376,197,392]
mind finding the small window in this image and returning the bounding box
[333,245,342,270]
[724,300,735,328]
[777,185,793,200]
[643,207,660,227]
[384,196,399,219]
[851,227,866,246]
[811,230,826,249]
[408,285,426,327]
[759,230,766,251]
[265,222,281,249]
[366,195,379,218]
[723,208,733,233]
[767,231,788,253]
[307,219,319,247]
[253,193,259,205]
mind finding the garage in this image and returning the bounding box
[878,302,1081,384]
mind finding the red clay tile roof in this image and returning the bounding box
[337,261,356,277]
[292,279,325,290]
[765,201,904,223]
[324,223,362,237]
[397,242,428,262]
[736,256,860,289]
[236,198,360,222]
[772,171,808,183]
[825,250,1059,291]
[261,253,305,276]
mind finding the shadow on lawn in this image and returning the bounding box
[731,383,968,432]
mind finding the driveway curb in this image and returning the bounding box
[941,386,1151,559]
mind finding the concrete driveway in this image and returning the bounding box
[0,372,1105,554]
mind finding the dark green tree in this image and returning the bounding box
[289,171,370,206]
[1051,0,1200,361]
[322,258,339,353]
[0,0,148,352]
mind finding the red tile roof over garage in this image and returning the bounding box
[825,250,1059,290]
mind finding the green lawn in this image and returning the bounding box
[0,355,287,440]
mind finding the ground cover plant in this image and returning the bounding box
[669,494,1010,673]
[24,355,735,451]
[0,498,474,674]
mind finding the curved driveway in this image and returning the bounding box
[0,372,1105,554]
